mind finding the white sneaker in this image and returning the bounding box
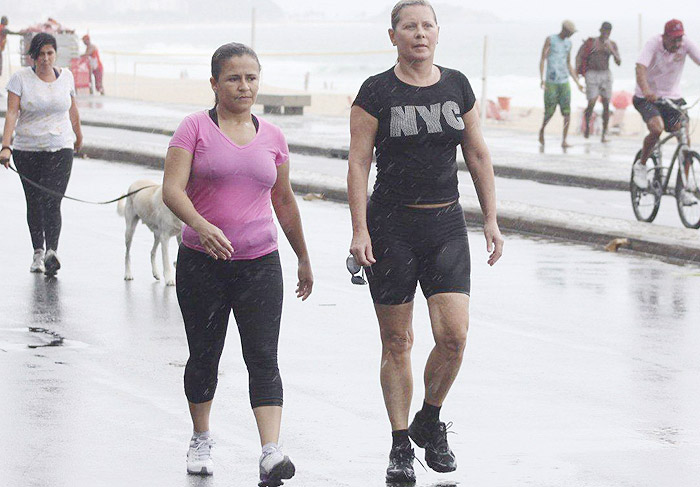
[633,161,649,188]
[44,250,61,276]
[187,434,214,475]
[680,190,697,206]
[259,443,295,486]
[30,249,45,273]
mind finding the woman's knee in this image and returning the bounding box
[435,328,468,358]
[381,329,414,355]
[184,361,219,403]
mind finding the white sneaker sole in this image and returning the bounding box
[187,464,213,476]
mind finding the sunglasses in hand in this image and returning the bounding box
[346,254,367,285]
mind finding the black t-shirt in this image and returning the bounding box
[353,65,476,205]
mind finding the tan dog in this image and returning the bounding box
[117,180,183,286]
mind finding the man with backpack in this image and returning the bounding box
[576,22,621,142]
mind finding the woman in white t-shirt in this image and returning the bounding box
[1,33,83,276]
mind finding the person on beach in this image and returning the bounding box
[348,0,504,483]
[81,34,104,95]
[538,20,584,148]
[576,21,621,142]
[162,42,313,486]
[1,16,12,77]
[632,20,700,193]
[1,33,83,276]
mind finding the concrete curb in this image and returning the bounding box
[73,116,627,191]
[77,145,700,263]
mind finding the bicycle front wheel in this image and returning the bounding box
[630,150,662,223]
[676,150,700,229]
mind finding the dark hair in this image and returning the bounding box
[211,42,261,107]
[211,42,260,80]
[28,33,57,60]
[390,0,437,30]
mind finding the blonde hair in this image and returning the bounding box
[390,0,437,29]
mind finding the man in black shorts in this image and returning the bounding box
[632,19,700,191]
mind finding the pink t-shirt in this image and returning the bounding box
[635,35,700,98]
[169,111,289,260]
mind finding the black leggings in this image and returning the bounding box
[176,245,284,408]
[13,149,73,251]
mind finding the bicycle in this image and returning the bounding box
[630,98,700,229]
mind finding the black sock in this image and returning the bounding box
[392,429,410,448]
[419,401,441,423]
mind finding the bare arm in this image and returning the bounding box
[347,105,378,266]
[162,146,233,259]
[271,159,313,300]
[539,37,550,88]
[460,108,504,266]
[0,92,19,168]
[574,42,584,74]
[68,96,82,151]
[611,41,621,65]
[635,63,656,101]
[567,50,583,91]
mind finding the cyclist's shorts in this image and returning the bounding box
[633,96,686,132]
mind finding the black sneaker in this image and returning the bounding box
[408,415,457,473]
[385,441,416,484]
[44,250,61,277]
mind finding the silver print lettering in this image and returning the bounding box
[390,101,464,137]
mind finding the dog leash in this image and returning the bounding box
[6,164,157,205]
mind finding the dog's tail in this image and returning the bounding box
[117,196,126,217]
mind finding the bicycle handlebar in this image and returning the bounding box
[657,98,699,113]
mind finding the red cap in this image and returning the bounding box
[664,19,684,38]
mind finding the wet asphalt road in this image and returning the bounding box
[1,158,700,486]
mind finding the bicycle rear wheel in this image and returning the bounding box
[630,150,662,222]
[675,151,700,229]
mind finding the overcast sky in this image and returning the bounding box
[10,0,700,23]
[305,0,697,22]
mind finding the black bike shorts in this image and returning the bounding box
[633,96,685,132]
[366,199,471,305]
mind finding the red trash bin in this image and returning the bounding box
[71,56,91,92]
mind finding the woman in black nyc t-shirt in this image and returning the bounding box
[347,1,504,483]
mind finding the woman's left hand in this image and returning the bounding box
[484,220,504,266]
[296,259,313,301]
[74,134,83,152]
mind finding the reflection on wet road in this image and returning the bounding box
[0,159,699,486]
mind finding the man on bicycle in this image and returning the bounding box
[632,19,700,194]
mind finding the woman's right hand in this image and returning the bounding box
[0,148,11,169]
[194,221,234,260]
[350,229,375,267]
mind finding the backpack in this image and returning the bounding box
[575,38,595,76]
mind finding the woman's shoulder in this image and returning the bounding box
[181,110,210,125]
[438,66,470,84]
[255,116,285,138]
[363,66,395,84]
[10,66,32,79]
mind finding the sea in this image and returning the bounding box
[5,16,700,112]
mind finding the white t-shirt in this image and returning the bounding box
[6,67,76,151]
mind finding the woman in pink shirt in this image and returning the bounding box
[162,43,313,486]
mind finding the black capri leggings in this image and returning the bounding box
[176,245,284,408]
[13,149,73,251]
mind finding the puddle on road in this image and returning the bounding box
[0,328,87,352]
[27,327,64,348]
